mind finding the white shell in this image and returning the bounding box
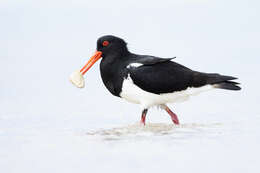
[69,70,85,88]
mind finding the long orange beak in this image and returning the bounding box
[80,51,102,75]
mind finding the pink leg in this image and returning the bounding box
[164,105,180,125]
[140,109,148,125]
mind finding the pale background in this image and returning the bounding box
[1,0,260,173]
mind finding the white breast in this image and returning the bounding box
[120,75,213,109]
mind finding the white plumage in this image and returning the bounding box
[126,63,143,69]
[120,74,213,109]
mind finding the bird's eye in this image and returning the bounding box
[102,41,109,47]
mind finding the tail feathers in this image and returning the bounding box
[206,73,237,84]
[213,81,241,90]
[206,73,241,91]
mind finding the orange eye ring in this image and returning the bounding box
[102,41,109,47]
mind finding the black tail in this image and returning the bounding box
[213,81,241,90]
[205,73,241,91]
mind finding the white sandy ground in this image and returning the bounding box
[0,112,260,173]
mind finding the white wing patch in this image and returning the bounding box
[120,74,213,109]
[126,63,143,69]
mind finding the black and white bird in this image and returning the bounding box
[77,35,241,125]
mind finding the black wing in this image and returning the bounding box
[128,60,240,94]
[128,54,175,65]
[134,55,175,65]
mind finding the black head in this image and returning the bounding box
[97,35,129,58]
[77,35,129,78]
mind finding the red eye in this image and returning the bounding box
[102,41,109,47]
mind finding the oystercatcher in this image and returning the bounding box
[75,35,241,125]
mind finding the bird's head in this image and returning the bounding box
[97,35,128,58]
[79,35,128,75]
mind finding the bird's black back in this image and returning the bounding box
[128,59,240,94]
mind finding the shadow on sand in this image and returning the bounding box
[85,123,223,141]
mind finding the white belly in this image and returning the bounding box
[119,75,213,109]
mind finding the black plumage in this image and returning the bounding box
[97,35,240,97]
[129,60,241,94]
